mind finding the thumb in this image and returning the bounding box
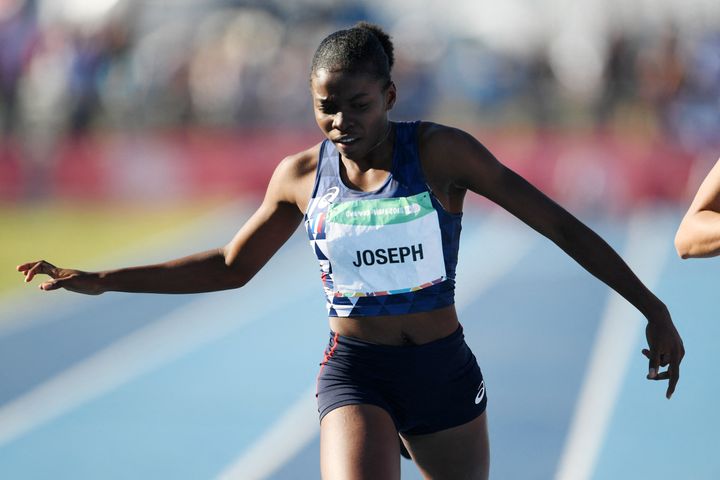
[646,349,660,379]
[39,280,63,291]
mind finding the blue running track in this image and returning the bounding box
[0,202,716,479]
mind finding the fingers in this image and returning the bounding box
[17,260,57,283]
[641,348,656,379]
[641,348,682,399]
[646,348,661,379]
[666,361,680,400]
[16,262,35,272]
[24,263,42,283]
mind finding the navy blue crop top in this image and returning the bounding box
[304,121,462,317]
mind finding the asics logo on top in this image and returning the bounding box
[318,187,340,208]
[475,380,486,405]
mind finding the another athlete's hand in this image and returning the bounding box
[17,260,104,295]
[643,311,684,399]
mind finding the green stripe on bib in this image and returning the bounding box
[327,192,434,226]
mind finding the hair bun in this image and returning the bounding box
[354,21,394,70]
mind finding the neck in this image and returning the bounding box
[342,121,394,172]
[367,121,393,155]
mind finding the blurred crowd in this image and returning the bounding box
[0,0,718,205]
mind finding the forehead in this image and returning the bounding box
[310,69,383,101]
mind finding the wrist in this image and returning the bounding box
[643,297,671,325]
[93,271,110,294]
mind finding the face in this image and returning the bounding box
[310,68,396,160]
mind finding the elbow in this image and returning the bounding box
[673,230,692,259]
[674,237,690,259]
[676,250,691,260]
[223,268,251,291]
[227,273,250,290]
[220,247,253,289]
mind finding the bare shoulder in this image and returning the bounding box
[417,121,496,189]
[418,121,482,153]
[276,143,320,181]
[268,142,322,213]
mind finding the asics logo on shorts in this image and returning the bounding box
[318,187,340,208]
[474,380,486,405]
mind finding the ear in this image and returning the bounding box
[385,81,397,111]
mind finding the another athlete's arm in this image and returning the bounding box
[421,123,684,399]
[17,154,310,295]
[675,158,720,258]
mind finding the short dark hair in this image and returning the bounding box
[311,22,394,83]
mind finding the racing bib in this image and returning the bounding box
[325,191,446,297]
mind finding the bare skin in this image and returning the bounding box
[320,405,490,480]
[18,69,684,479]
[402,412,490,479]
[320,405,401,480]
[675,158,720,258]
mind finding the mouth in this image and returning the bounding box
[333,136,360,146]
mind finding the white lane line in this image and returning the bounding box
[0,238,312,448]
[216,386,319,480]
[554,210,675,480]
[214,210,539,480]
[455,209,538,311]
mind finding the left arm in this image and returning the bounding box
[422,124,684,398]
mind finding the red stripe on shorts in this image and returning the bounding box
[316,332,340,395]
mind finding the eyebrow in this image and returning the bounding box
[317,92,370,104]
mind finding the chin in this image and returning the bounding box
[336,142,363,157]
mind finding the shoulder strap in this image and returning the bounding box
[312,140,341,195]
[392,121,429,188]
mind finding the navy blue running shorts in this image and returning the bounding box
[316,325,487,435]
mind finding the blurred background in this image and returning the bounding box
[1,0,718,207]
[1,0,719,479]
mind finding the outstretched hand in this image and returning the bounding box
[17,260,102,295]
[643,317,685,399]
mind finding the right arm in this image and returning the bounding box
[675,158,720,258]
[18,153,314,295]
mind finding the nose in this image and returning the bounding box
[332,111,350,131]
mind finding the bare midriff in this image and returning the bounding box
[328,304,460,346]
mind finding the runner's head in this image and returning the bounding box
[311,22,394,84]
[310,23,397,160]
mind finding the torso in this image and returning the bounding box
[290,121,465,346]
[329,305,459,345]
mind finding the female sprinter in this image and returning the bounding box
[18,23,684,480]
[675,158,720,258]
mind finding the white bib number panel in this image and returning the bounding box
[325,192,446,296]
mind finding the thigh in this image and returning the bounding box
[320,404,401,480]
[401,411,490,480]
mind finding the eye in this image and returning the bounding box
[352,103,369,111]
[318,104,337,115]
